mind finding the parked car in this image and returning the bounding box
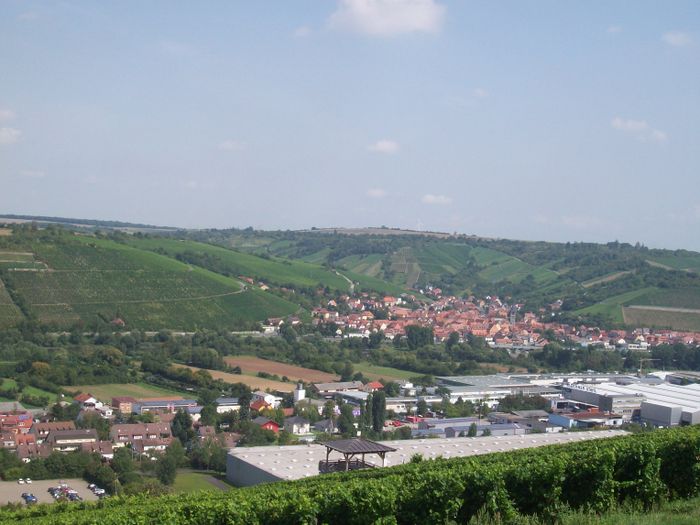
[17,478,25,484]
[25,478,32,484]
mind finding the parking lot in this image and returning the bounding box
[0,478,99,505]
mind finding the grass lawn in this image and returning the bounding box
[0,378,58,404]
[172,470,231,494]
[544,496,700,525]
[353,362,418,381]
[65,382,185,402]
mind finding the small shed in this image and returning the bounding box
[319,438,396,473]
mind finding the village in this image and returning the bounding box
[307,290,700,349]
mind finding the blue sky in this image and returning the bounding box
[1,1,699,249]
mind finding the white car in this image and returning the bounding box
[25,478,32,484]
[17,479,25,485]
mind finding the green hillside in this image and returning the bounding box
[184,228,700,330]
[0,231,298,330]
[122,237,351,291]
[4,219,700,331]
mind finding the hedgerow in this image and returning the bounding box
[2,427,700,524]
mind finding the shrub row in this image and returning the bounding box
[2,427,700,524]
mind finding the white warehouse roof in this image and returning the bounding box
[227,430,624,486]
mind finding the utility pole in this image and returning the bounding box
[638,358,659,378]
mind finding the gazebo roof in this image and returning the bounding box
[320,438,397,454]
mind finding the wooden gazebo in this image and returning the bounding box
[318,438,397,473]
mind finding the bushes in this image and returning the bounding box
[3,427,700,524]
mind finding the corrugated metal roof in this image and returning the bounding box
[320,438,397,454]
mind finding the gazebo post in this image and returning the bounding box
[344,453,350,471]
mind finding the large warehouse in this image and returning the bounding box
[563,382,700,426]
[226,430,623,487]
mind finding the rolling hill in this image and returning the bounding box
[185,227,700,331]
[3,218,700,331]
[0,231,299,330]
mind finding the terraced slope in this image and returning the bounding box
[122,237,351,291]
[0,236,298,329]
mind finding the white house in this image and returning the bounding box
[283,416,311,435]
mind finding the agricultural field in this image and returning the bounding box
[389,247,422,288]
[172,364,296,392]
[343,269,412,296]
[581,270,632,288]
[65,382,185,403]
[576,287,658,324]
[123,237,350,291]
[1,236,299,329]
[646,252,700,273]
[223,356,336,383]
[352,362,418,381]
[336,254,384,277]
[623,307,700,331]
[0,280,22,328]
[630,288,700,310]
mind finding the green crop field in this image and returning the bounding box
[0,280,22,328]
[353,362,419,381]
[123,237,350,290]
[576,288,658,324]
[630,288,700,310]
[337,254,384,277]
[2,236,299,329]
[623,307,700,331]
[343,270,413,296]
[646,253,700,273]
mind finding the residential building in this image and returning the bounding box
[283,416,310,435]
[45,428,98,452]
[31,421,76,443]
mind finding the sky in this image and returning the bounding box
[1,1,699,250]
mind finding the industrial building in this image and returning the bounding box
[562,382,700,426]
[226,430,623,487]
[436,375,560,405]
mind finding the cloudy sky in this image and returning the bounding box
[1,1,699,249]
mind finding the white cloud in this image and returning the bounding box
[218,140,247,152]
[367,188,387,198]
[607,25,622,34]
[0,127,21,145]
[662,31,692,47]
[20,170,45,179]
[0,109,15,121]
[368,139,399,154]
[329,0,445,37]
[611,117,667,143]
[294,26,311,37]
[421,193,452,205]
[472,87,489,98]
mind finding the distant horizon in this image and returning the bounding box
[2,1,699,251]
[2,211,698,253]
